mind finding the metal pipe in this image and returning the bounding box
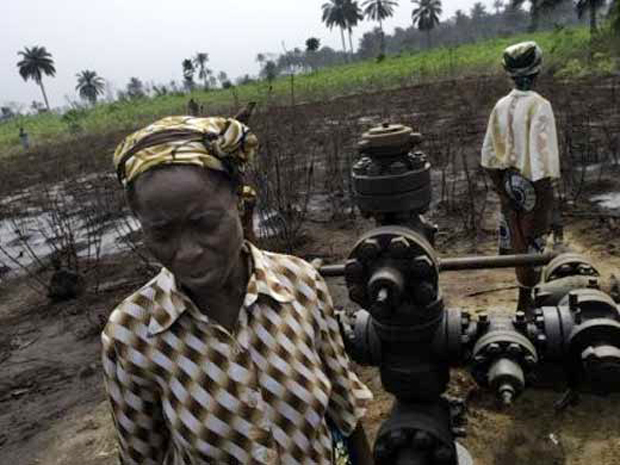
[319,264,346,277]
[438,252,558,272]
[318,252,559,277]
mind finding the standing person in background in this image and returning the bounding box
[187,97,199,116]
[19,127,30,149]
[481,41,563,315]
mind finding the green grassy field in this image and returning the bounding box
[0,26,602,156]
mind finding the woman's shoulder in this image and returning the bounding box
[249,245,327,305]
[261,247,313,267]
[103,269,166,339]
[255,247,320,282]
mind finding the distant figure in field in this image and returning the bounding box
[19,127,30,149]
[481,41,562,315]
[187,97,199,116]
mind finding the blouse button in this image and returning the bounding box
[246,390,260,408]
[259,416,271,430]
[255,447,276,463]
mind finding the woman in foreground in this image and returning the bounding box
[102,115,373,464]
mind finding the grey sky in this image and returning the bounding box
[2,0,496,109]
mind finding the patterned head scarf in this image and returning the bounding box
[113,116,259,187]
[502,41,542,78]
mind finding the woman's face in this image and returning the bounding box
[131,166,244,295]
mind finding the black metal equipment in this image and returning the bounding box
[320,123,620,465]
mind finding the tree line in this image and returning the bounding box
[258,0,618,80]
[6,0,620,116]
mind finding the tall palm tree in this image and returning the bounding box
[453,9,469,27]
[193,52,211,90]
[510,0,563,31]
[75,70,105,105]
[362,0,399,54]
[575,0,606,35]
[411,0,443,49]
[126,77,146,99]
[17,46,56,111]
[322,0,349,55]
[470,2,488,23]
[493,0,505,14]
[343,0,364,54]
[217,71,229,87]
[182,58,195,90]
[306,37,321,52]
[306,38,321,72]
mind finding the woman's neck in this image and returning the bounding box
[188,252,250,332]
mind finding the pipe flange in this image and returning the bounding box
[559,288,619,317]
[538,306,575,360]
[346,226,439,311]
[374,399,458,465]
[471,327,538,388]
[543,253,600,283]
[433,309,472,363]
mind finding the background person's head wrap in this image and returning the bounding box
[502,41,542,78]
[113,116,258,187]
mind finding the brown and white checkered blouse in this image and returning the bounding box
[102,243,372,464]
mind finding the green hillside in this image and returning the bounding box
[0,26,610,156]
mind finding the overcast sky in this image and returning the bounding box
[2,0,496,109]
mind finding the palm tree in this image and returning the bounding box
[16,46,56,111]
[322,0,349,55]
[182,59,194,79]
[193,52,210,90]
[217,71,229,87]
[263,61,278,83]
[493,0,504,14]
[510,0,563,31]
[575,0,606,35]
[453,9,468,26]
[362,0,399,54]
[306,37,321,52]
[343,0,364,54]
[306,37,321,72]
[75,70,105,105]
[470,2,488,23]
[411,0,443,49]
[126,77,146,99]
[182,58,195,91]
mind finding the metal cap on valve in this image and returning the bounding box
[353,123,431,217]
[359,123,422,155]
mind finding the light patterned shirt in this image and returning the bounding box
[481,89,560,182]
[102,243,372,465]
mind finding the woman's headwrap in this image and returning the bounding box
[113,116,259,187]
[502,41,542,78]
